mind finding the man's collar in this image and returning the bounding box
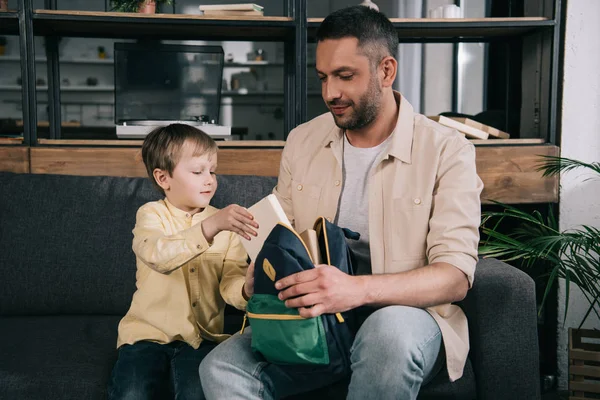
[322,91,415,164]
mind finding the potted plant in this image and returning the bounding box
[479,155,600,397]
[111,0,171,14]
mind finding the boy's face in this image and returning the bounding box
[158,142,218,214]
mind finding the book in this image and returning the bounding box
[199,3,264,12]
[299,228,322,265]
[202,9,264,16]
[240,194,291,262]
[448,117,510,139]
[428,115,489,140]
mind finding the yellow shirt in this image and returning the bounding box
[117,199,248,349]
[273,92,483,381]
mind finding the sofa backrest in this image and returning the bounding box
[0,172,277,316]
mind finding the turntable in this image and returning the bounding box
[114,43,232,140]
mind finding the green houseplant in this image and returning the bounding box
[479,155,600,396]
[111,0,171,14]
[479,155,600,327]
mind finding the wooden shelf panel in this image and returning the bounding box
[37,139,286,148]
[33,10,295,40]
[308,17,554,41]
[0,11,19,35]
[21,144,558,204]
[0,147,29,174]
[30,147,282,177]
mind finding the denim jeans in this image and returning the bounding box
[199,305,443,400]
[108,340,217,400]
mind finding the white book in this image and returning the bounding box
[240,194,291,262]
[199,3,264,12]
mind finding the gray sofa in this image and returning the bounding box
[0,172,540,399]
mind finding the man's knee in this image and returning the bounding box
[353,306,439,357]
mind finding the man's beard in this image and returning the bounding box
[328,76,382,131]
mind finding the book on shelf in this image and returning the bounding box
[202,9,264,16]
[199,3,264,12]
[448,117,510,139]
[240,194,322,264]
[428,115,489,140]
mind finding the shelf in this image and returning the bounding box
[222,90,322,96]
[0,11,19,35]
[308,17,555,41]
[0,55,114,64]
[37,139,286,147]
[0,85,114,91]
[33,10,295,41]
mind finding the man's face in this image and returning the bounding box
[316,37,382,131]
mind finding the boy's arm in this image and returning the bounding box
[219,232,249,310]
[132,205,211,274]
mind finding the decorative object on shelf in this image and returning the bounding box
[36,78,46,86]
[429,4,462,18]
[0,0,8,12]
[98,46,106,59]
[61,78,71,87]
[110,0,171,14]
[225,53,234,63]
[359,0,378,11]
[0,36,6,56]
[86,77,99,86]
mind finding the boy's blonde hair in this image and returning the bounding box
[141,123,218,195]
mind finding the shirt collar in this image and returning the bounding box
[322,91,415,165]
[164,198,208,219]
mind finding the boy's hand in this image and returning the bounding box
[201,204,259,242]
[243,262,255,300]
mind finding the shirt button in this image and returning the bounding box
[192,302,197,307]
[197,245,202,249]
[334,180,341,186]
[185,213,191,218]
[297,184,303,191]
[413,198,422,205]
[190,268,195,273]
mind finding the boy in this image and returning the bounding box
[108,123,258,400]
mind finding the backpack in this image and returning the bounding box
[242,216,359,375]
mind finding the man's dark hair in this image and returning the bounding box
[316,6,398,65]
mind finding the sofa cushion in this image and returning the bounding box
[0,172,277,316]
[0,315,120,400]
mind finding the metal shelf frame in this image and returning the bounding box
[10,0,563,146]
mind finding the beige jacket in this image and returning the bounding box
[273,92,483,381]
[117,199,248,349]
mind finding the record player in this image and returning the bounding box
[114,43,231,140]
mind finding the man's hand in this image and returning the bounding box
[202,204,258,242]
[275,265,365,318]
[243,262,255,300]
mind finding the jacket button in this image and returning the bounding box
[192,302,197,307]
[334,180,340,186]
[190,268,195,273]
[413,198,421,205]
[297,184,303,191]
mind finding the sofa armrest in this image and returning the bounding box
[457,258,540,400]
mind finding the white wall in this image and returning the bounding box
[557,0,600,389]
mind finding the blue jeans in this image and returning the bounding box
[108,340,217,400]
[199,306,444,400]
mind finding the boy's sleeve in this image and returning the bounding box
[132,204,211,274]
[219,232,249,311]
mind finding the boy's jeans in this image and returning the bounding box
[108,340,216,400]
[199,305,444,400]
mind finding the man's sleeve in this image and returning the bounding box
[132,205,210,274]
[272,132,295,227]
[427,139,483,287]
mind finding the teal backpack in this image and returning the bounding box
[242,216,359,374]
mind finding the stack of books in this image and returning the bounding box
[199,3,264,17]
[428,116,511,140]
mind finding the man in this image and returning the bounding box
[200,6,483,399]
